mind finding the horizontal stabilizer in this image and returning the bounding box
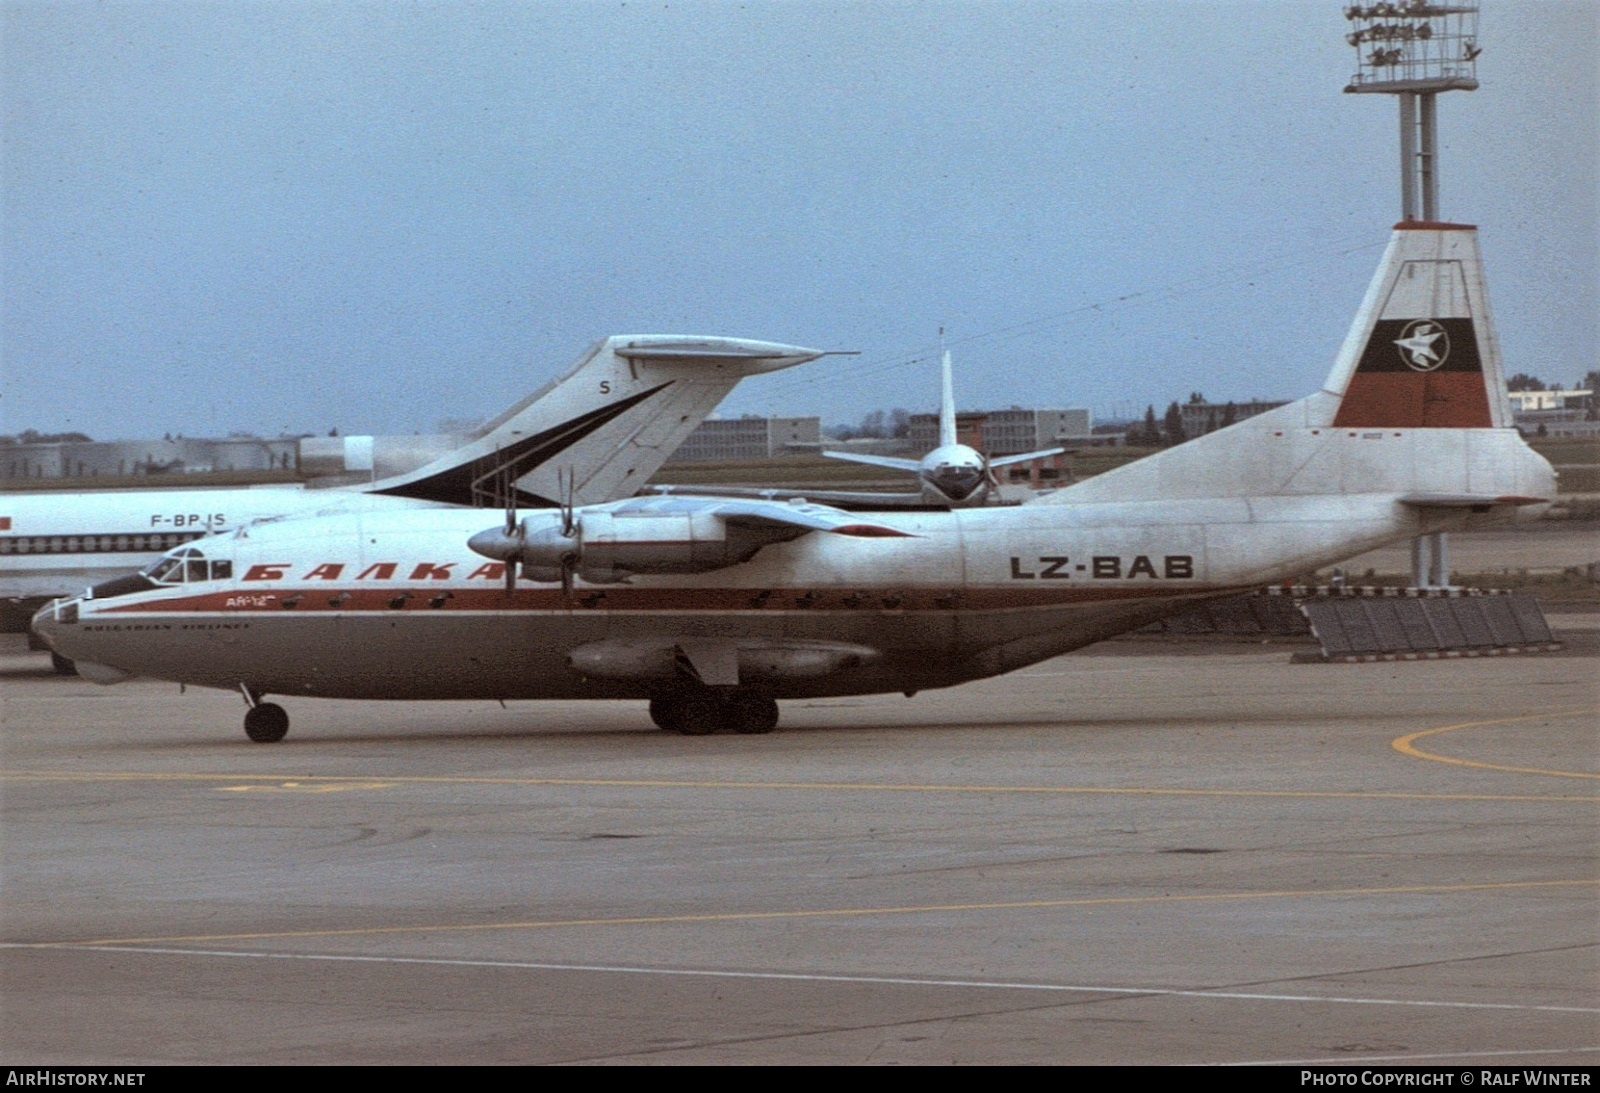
[612,337,824,371]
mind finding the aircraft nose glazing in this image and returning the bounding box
[30,597,75,643]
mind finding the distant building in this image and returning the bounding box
[0,433,466,482]
[907,407,1093,457]
[1509,388,1596,438]
[1178,399,1288,440]
[668,416,822,462]
[1,436,300,480]
[1507,389,1588,413]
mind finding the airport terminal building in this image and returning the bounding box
[2,435,300,480]
[667,416,822,462]
[908,408,1093,456]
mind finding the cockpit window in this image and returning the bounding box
[141,547,230,585]
[928,464,984,500]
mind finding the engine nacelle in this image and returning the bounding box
[516,509,790,584]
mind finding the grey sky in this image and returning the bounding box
[3,1,1595,440]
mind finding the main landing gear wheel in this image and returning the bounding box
[648,693,781,735]
[243,702,290,743]
[677,697,723,736]
[648,698,682,733]
[726,693,779,735]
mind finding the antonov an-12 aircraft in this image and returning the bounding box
[3,336,826,653]
[34,223,1556,741]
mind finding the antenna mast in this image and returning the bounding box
[1343,2,1481,221]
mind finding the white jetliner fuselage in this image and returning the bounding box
[4,336,824,611]
[33,224,1557,739]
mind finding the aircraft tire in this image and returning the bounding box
[727,693,779,735]
[676,697,721,736]
[244,702,290,743]
[50,652,78,677]
[648,698,683,732]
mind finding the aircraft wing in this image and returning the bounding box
[1397,493,1550,511]
[606,494,914,537]
[988,446,1066,468]
[821,450,922,472]
[645,484,943,511]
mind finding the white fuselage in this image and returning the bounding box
[32,426,1544,702]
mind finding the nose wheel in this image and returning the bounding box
[243,702,290,743]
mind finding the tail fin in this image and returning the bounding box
[367,336,824,508]
[1038,221,1552,509]
[1323,222,1511,429]
[939,348,958,448]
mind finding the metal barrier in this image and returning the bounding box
[1143,587,1562,662]
[1300,591,1560,662]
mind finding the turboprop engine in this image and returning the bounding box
[469,494,912,591]
[498,509,800,584]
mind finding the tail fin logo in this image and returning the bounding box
[1395,319,1449,372]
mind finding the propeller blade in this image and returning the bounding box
[560,467,576,537]
[560,554,575,599]
[503,461,516,535]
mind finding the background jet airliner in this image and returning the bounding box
[3,334,824,657]
[33,223,1555,741]
[819,349,1065,506]
[652,348,1064,510]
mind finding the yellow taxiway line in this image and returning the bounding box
[1392,708,1599,780]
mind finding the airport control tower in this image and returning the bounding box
[1342,2,1481,222]
[1343,2,1482,587]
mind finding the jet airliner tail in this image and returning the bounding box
[366,336,825,509]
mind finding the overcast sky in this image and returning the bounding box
[3,1,1595,440]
